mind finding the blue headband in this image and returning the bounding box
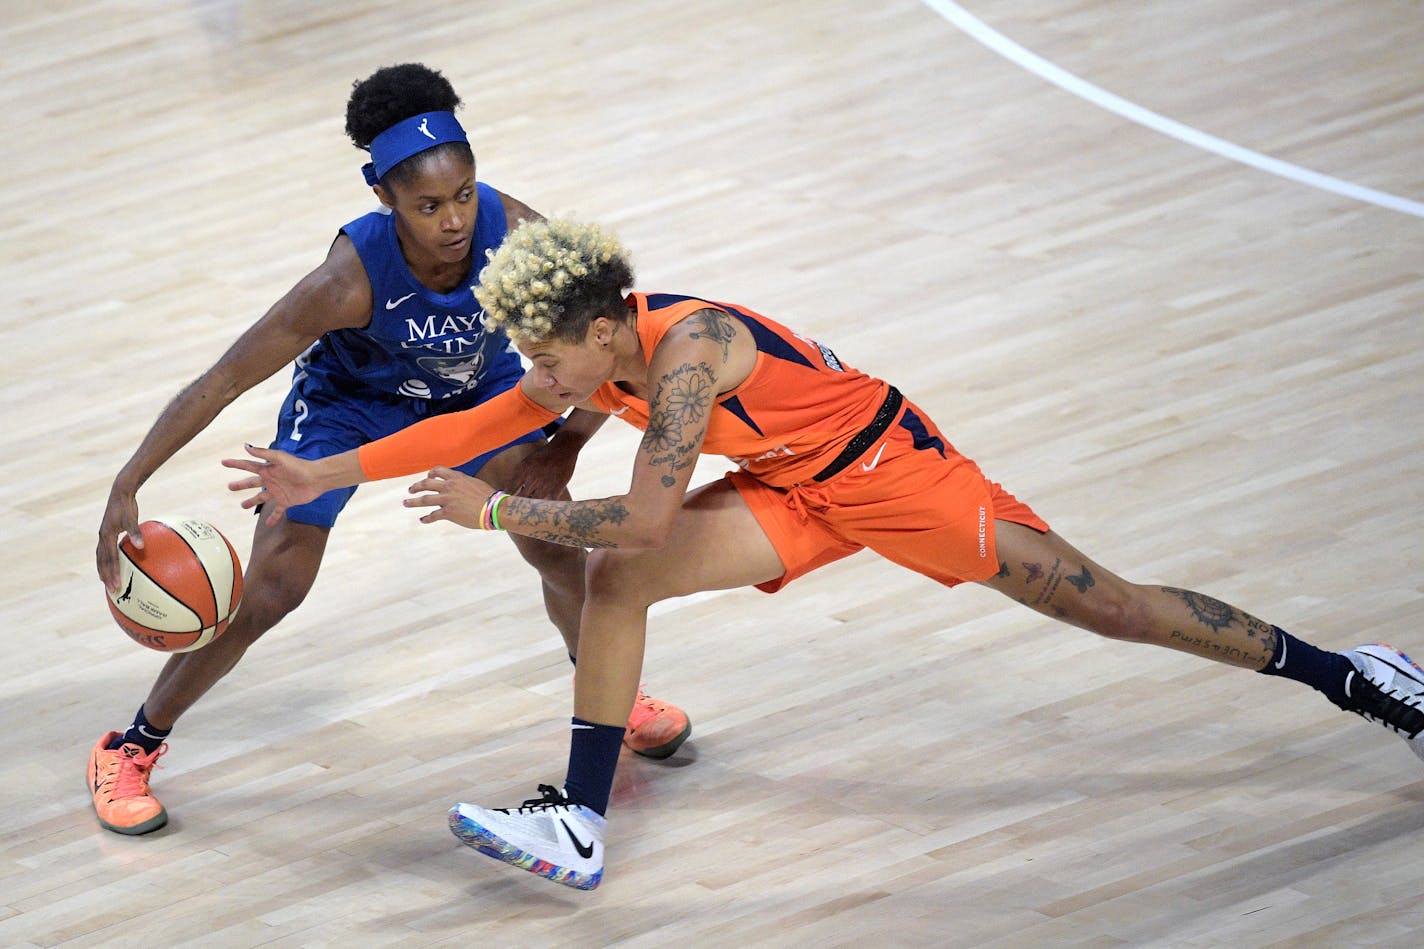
[361,111,469,186]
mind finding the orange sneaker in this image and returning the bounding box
[623,686,691,759]
[87,731,168,835]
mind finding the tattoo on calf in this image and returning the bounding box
[1168,629,1252,662]
[1162,587,1237,632]
[1246,615,1275,643]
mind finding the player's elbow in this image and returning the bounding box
[199,364,247,407]
[622,511,677,550]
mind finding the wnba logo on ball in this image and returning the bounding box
[106,516,244,653]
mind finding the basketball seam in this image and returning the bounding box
[162,520,224,623]
[115,548,207,632]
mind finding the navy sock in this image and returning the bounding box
[109,705,171,754]
[1258,627,1353,706]
[563,717,624,816]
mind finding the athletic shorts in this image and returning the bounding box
[270,360,546,528]
[729,397,1049,593]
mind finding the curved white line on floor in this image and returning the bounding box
[920,0,1424,218]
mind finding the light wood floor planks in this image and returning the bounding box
[2,1,1422,945]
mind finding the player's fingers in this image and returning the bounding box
[97,545,119,592]
[222,458,267,475]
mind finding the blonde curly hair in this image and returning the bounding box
[475,217,634,345]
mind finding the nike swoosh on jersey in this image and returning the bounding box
[386,292,417,310]
[861,442,888,471]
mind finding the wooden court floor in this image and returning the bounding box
[2,1,1422,945]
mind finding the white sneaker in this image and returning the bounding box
[447,784,606,890]
[1339,644,1424,762]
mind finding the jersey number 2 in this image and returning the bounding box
[290,398,310,442]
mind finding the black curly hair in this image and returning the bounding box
[345,63,473,187]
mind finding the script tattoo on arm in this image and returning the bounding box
[686,308,738,362]
[643,361,714,488]
[499,495,631,548]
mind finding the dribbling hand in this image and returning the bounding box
[97,490,143,593]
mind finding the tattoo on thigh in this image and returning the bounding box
[1162,587,1237,632]
[1022,561,1044,583]
[1065,566,1094,593]
[996,561,1010,580]
[1032,558,1065,606]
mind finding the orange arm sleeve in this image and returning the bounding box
[356,384,561,482]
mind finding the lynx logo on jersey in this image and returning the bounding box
[403,313,490,354]
[391,307,497,399]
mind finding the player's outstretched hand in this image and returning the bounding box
[96,489,143,593]
[223,444,325,523]
[403,466,497,530]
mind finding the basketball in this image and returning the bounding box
[106,516,244,653]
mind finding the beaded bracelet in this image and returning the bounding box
[480,490,510,531]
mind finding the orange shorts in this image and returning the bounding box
[728,398,1048,593]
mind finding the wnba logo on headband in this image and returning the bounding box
[361,111,469,185]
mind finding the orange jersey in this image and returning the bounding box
[592,293,891,488]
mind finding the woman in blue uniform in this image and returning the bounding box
[87,64,689,837]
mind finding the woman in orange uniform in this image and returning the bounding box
[227,218,1424,891]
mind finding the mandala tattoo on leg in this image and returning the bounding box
[1162,587,1237,632]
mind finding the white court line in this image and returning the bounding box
[920,0,1424,218]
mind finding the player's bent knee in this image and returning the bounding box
[509,532,586,578]
[1083,584,1155,643]
[226,572,315,641]
[584,548,667,608]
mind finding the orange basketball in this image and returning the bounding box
[106,516,244,652]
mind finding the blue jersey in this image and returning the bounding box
[269,182,546,529]
[298,181,521,408]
